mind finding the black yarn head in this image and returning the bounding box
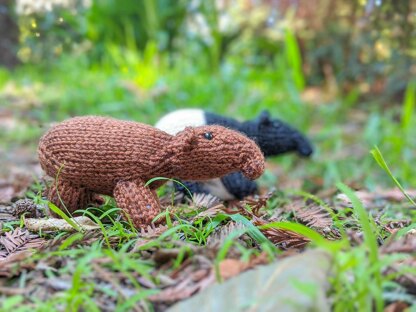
[244,110,313,157]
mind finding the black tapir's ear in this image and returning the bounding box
[259,110,271,126]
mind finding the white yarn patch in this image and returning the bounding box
[201,178,236,200]
[155,109,206,135]
[156,109,236,200]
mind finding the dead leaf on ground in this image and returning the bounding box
[385,257,416,295]
[336,189,416,209]
[167,250,332,312]
[284,200,334,231]
[0,204,17,223]
[206,221,246,247]
[242,191,275,217]
[0,227,45,255]
[383,220,412,234]
[153,248,195,266]
[139,224,171,239]
[0,249,35,277]
[0,228,45,277]
[150,270,214,303]
[384,301,409,312]
[226,191,275,218]
[191,204,226,221]
[150,255,215,303]
[219,253,269,280]
[24,216,100,232]
[253,218,310,250]
[381,230,416,254]
[190,193,221,209]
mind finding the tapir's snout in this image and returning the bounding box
[241,157,265,180]
[240,142,265,180]
[296,135,314,157]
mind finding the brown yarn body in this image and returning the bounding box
[38,116,265,228]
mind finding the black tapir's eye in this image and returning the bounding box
[203,132,213,140]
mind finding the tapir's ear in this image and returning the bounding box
[175,127,197,152]
[259,110,271,125]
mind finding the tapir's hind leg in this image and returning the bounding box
[114,180,161,228]
[47,179,93,217]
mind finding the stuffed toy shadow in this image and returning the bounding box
[156,109,313,200]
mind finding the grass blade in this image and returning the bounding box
[145,176,194,199]
[371,146,416,207]
[230,214,272,246]
[284,28,305,91]
[401,81,415,132]
[48,202,82,232]
[336,182,383,312]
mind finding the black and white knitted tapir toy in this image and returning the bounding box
[156,109,313,200]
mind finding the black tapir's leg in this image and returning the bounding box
[174,180,210,198]
[220,172,258,200]
[174,173,258,201]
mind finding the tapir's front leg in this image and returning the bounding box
[47,179,93,217]
[113,180,162,228]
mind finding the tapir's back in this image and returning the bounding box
[38,116,172,193]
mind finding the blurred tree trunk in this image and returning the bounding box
[0,0,19,68]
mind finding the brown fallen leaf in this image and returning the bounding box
[206,221,246,247]
[0,227,45,256]
[385,257,416,296]
[284,200,334,231]
[219,259,249,280]
[153,248,195,266]
[139,224,170,239]
[191,204,227,221]
[381,231,416,254]
[384,301,409,312]
[383,220,412,234]
[0,249,36,277]
[219,253,269,280]
[241,191,275,217]
[224,191,275,219]
[378,189,416,202]
[253,218,311,250]
[190,193,221,209]
[92,262,143,312]
[336,189,416,209]
[150,269,214,303]
[24,216,100,232]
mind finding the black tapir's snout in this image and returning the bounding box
[295,134,314,157]
[248,110,314,158]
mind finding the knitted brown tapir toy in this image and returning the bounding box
[38,116,265,228]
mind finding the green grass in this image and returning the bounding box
[1,27,415,311]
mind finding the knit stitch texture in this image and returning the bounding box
[158,110,313,200]
[38,116,265,227]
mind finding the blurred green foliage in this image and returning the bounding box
[16,0,415,99]
[86,0,188,58]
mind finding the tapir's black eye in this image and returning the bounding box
[203,132,213,140]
